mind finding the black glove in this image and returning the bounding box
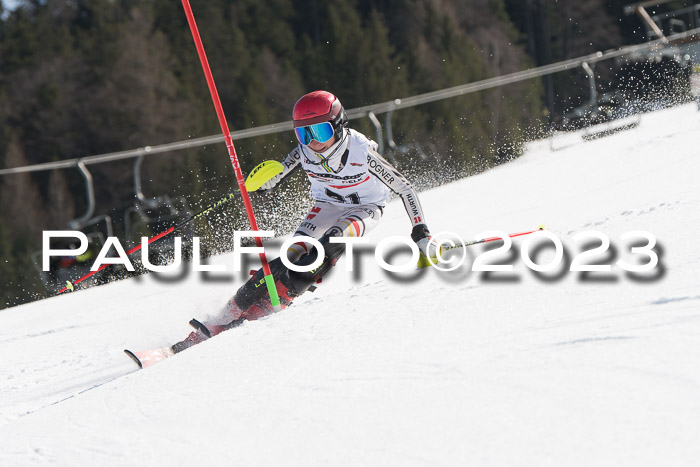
[412,223,440,263]
[411,224,431,243]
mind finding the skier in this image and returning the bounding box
[171,90,437,353]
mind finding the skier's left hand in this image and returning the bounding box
[411,224,439,262]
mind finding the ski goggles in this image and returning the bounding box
[294,122,335,145]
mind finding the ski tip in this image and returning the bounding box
[189,318,211,338]
[124,349,143,369]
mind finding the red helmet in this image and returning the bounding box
[293,90,348,138]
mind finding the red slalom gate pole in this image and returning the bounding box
[181,0,280,309]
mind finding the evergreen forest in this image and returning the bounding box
[0,0,695,308]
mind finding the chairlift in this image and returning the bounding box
[550,61,643,150]
[366,109,429,165]
[123,154,193,265]
[31,162,114,290]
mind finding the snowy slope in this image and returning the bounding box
[1,104,699,466]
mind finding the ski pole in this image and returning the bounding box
[181,0,281,311]
[443,225,546,251]
[58,192,239,293]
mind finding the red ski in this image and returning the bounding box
[124,347,175,369]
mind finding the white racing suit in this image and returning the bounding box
[232,129,428,320]
[172,129,431,350]
[278,128,427,261]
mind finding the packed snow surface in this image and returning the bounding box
[1,104,699,466]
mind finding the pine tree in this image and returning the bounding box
[0,0,559,306]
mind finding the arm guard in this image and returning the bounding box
[259,148,302,192]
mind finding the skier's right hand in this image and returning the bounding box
[258,173,282,192]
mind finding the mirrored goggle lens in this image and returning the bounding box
[294,122,334,145]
